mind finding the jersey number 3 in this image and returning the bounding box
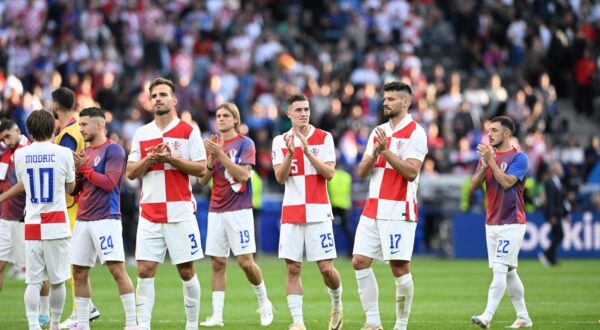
[26,167,54,204]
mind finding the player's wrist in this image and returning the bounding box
[207,163,214,171]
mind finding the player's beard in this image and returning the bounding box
[383,107,398,119]
[154,108,170,116]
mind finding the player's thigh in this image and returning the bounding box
[353,216,384,260]
[223,209,256,256]
[305,221,337,262]
[25,241,45,284]
[164,220,204,265]
[278,223,305,262]
[135,218,167,263]
[205,212,230,257]
[485,225,498,268]
[43,238,71,285]
[494,224,526,268]
[89,220,126,264]
[0,220,14,263]
[70,221,97,267]
[378,220,416,261]
[11,222,26,268]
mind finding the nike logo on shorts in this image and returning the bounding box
[325,248,333,253]
[191,249,199,255]
[390,250,400,255]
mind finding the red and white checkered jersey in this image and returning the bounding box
[129,118,206,223]
[362,114,428,221]
[272,126,336,224]
[15,142,75,240]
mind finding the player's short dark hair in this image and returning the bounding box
[490,115,515,135]
[80,107,105,119]
[383,81,412,96]
[51,87,75,111]
[26,110,55,141]
[0,119,17,133]
[286,94,308,105]
[149,77,175,95]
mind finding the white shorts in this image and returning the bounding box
[278,221,337,262]
[135,217,203,265]
[71,219,126,267]
[486,224,526,268]
[0,219,26,268]
[206,209,256,257]
[26,238,71,285]
[353,216,417,261]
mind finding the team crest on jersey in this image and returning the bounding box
[228,149,238,163]
[94,156,101,167]
[170,141,182,150]
[311,147,319,157]
[396,140,405,152]
[500,162,508,172]
[272,150,277,160]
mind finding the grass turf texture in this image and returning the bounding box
[1,257,598,329]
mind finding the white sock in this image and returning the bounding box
[50,283,66,328]
[39,295,50,317]
[287,295,303,325]
[212,291,225,319]
[89,299,96,312]
[394,273,414,329]
[483,263,508,321]
[328,285,343,310]
[183,274,200,329]
[506,269,530,320]
[75,297,91,328]
[355,268,381,326]
[24,283,42,329]
[252,281,268,306]
[136,277,155,329]
[120,293,137,326]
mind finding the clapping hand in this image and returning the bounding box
[73,151,87,170]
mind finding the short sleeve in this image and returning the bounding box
[404,126,428,162]
[58,134,78,152]
[321,132,336,163]
[240,138,256,166]
[506,152,528,182]
[128,129,141,162]
[189,125,207,161]
[364,129,377,157]
[271,135,285,166]
[65,149,76,183]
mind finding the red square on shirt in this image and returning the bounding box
[305,174,328,204]
[379,168,407,201]
[140,138,165,172]
[164,169,191,202]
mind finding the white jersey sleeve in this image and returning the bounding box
[188,125,206,162]
[364,128,377,157]
[271,135,285,166]
[322,132,336,163]
[404,125,428,162]
[128,130,141,162]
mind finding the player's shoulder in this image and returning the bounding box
[106,141,126,155]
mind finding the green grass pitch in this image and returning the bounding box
[1,257,599,329]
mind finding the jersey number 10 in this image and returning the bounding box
[26,167,54,204]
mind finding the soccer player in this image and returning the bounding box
[0,109,75,330]
[0,119,29,292]
[470,116,533,329]
[352,82,428,330]
[52,87,101,328]
[198,103,273,327]
[69,107,137,330]
[272,94,343,330]
[126,77,207,330]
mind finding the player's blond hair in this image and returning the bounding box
[216,103,241,132]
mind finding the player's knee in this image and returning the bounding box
[211,257,227,272]
[177,264,196,281]
[352,255,370,270]
[237,258,254,272]
[286,262,302,278]
[318,264,335,279]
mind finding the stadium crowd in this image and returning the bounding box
[1,0,599,219]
